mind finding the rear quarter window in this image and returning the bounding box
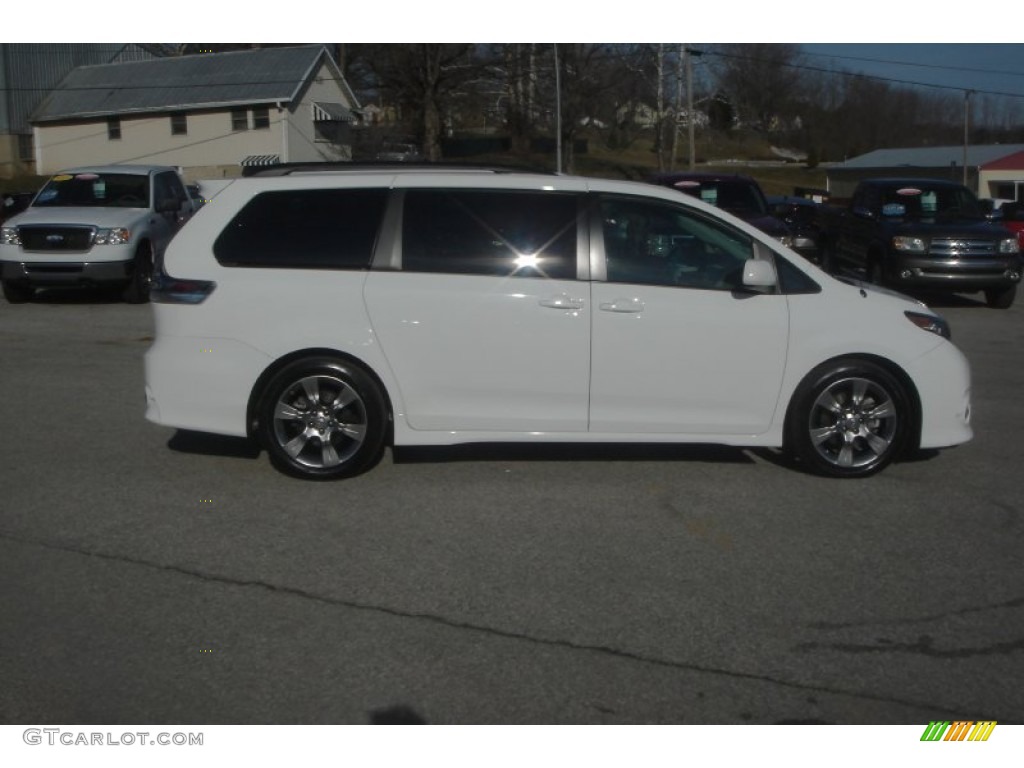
[213,188,388,269]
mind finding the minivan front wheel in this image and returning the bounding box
[787,359,912,478]
[256,357,388,479]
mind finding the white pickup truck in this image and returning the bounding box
[0,165,194,303]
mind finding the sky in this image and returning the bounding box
[799,44,1024,101]
[7,2,1024,105]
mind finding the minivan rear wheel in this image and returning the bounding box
[787,359,912,478]
[256,357,388,480]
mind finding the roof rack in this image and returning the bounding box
[242,161,556,177]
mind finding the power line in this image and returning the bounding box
[706,47,1024,101]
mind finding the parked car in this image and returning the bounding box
[767,195,825,263]
[374,142,424,162]
[0,165,194,303]
[1,192,35,226]
[817,178,1021,308]
[144,166,972,481]
[997,201,1024,249]
[648,172,796,250]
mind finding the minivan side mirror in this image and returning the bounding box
[742,259,777,291]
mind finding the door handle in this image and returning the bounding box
[599,299,644,313]
[539,294,584,310]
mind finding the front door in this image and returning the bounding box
[589,195,789,435]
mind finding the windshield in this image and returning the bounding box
[879,185,984,220]
[679,181,768,216]
[33,172,150,208]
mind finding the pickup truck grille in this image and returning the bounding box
[929,238,997,258]
[18,225,95,252]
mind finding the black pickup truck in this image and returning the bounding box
[820,178,1022,308]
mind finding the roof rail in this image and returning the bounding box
[242,161,556,177]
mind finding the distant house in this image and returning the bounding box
[30,45,361,179]
[0,43,156,178]
[827,144,1024,199]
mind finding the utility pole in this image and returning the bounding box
[963,90,973,187]
[685,47,702,170]
[554,44,562,174]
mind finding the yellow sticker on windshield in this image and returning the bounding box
[52,174,73,182]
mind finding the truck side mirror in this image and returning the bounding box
[156,197,179,214]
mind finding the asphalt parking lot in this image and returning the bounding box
[0,287,1022,725]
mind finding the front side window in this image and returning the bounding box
[600,196,753,291]
[213,188,389,269]
[402,190,578,279]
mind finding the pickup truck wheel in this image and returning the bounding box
[787,359,912,478]
[256,357,388,480]
[818,241,835,273]
[867,260,886,287]
[984,284,1016,309]
[122,245,153,304]
[2,280,33,303]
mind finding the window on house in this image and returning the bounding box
[231,109,248,131]
[107,117,122,140]
[171,113,188,136]
[17,134,34,162]
[252,107,270,130]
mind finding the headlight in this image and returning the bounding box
[905,311,951,340]
[93,227,131,245]
[893,236,927,253]
[998,238,1020,254]
[0,227,20,246]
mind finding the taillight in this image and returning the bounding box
[151,271,216,304]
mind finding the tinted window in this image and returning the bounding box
[214,189,388,269]
[402,190,578,279]
[600,196,753,290]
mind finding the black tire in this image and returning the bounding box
[984,284,1016,309]
[786,358,913,478]
[818,240,835,273]
[867,258,886,287]
[255,357,388,480]
[2,280,33,304]
[121,244,153,304]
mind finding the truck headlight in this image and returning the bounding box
[0,227,20,246]
[93,227,131,245]
[893,236,927,253]
[998,238,1020,254]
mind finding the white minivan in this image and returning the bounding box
[143,167,972,479]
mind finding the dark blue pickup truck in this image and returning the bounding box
[820,178,1022,308]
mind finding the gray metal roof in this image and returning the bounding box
[839,144,1024,169]
[32,45,348,122]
